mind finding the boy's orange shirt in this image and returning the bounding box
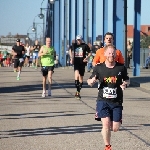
[93,47,124,64]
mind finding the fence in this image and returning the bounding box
[129,48,149,67]
[0,45,12,53]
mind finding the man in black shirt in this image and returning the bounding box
[87,44,129,150]
[70,35,91,99]
[11,39,25,80]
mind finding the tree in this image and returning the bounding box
[140,35,150,48]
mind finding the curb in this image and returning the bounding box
[130,80,140,87]
[130,79,150,91]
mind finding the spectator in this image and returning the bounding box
[143,45,150,69]
[6,54,11,67]
[87,51,93,72]
[91,43,100,55]
[66,45,70,66]
[127,40,132,69]
[0,51,3,67]
[54,55,59,68]
[2,48,8,67]
[29,53,33,67]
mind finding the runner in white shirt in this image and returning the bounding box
[25,43,30,67]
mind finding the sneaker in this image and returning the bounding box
[104,145,111,150]
[17,77,20,80]
[75,92,81,99]
[48,90,51,96]
[143,66,148,69]
[42,92,46,97]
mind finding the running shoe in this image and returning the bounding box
[42,92,46,97]
[17,77,20,80]
[75,92,81,99]
[104,145,111,150]
[48,90,51,96]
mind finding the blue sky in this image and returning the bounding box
[0,0,48,37]
[0,0,150,38]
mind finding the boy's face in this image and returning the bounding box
[104,35,113,45]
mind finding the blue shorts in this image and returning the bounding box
[95,100,123,122]
[33,52,38,59]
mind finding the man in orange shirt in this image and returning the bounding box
[93,32,124,66]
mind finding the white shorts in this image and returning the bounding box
[33,52,38,59]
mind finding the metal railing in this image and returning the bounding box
[129,48,150,67]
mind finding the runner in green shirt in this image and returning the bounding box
[38,37,56,97]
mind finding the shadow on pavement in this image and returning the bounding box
[0,124,102,139]
[130,76,150,87]
[0,82,97,94]
[0,111,94,120]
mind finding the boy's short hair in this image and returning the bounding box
[104,32,114,39]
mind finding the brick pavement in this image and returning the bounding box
[0,67,150,150]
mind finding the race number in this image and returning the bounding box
[19,58,24,62]
[103,87,117,98]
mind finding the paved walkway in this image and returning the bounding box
[128,68,150,91]
[0,67,150,150]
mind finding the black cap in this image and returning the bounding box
[16,38,20,42]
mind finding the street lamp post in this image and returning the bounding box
[26,32,35,45]
[32,22,43,44]
[38,8,45,44]
[26,26,34,45]
[32,15,44,43]
[37,0,57,44]
[32,22,37,40]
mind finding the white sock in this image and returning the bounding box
[17,71,21,78]
[43,90,46,93]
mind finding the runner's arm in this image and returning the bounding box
[120,66,130,90]
[69,46,73,59]
[69,45,74,64]
[38,46,47,57]
[83,44,91,62]
[11,50,17,56]
[30,45,35,51]
[22,46,25,55]
[118,50,125,64]
[11,46,17,56]
[92,50,100,67]
[87,65,99,87]
[54,49,56,59]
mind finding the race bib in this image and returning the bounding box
[103,87,117,98]
[19,58,24,62]
[75,47,83,57]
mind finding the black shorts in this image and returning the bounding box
[2,58,7,61]
[25,55,30,59]
[14,59,24,68]
[74,64,85,76]
[41,66,54,76]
